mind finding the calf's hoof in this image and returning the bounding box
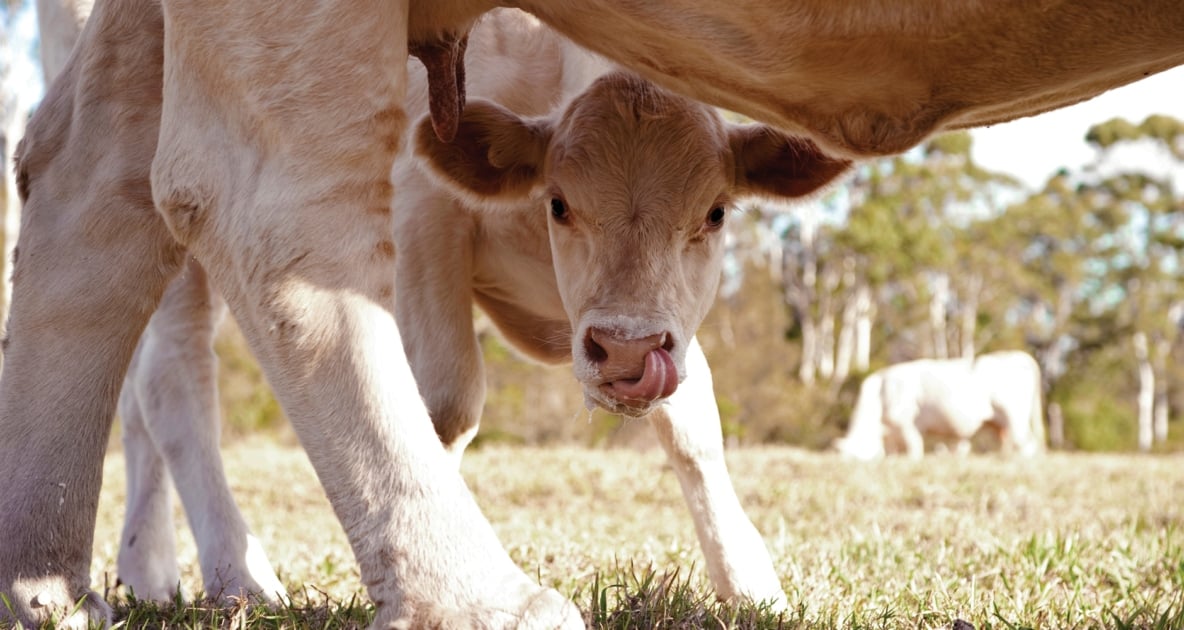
[206,534,289,605]
[2,579,113,630]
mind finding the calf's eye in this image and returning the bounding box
[705,206,726,229]
[550,197,569,223]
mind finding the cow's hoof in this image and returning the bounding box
[2,581,112,630]
[512,586,584,629]
[373,584,583,630]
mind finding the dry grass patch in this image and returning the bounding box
[64,440,1184,628]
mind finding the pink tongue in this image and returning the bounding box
[610,348,679,402]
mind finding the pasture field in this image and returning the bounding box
[61,440,1184,628]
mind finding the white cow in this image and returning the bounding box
[834,350,1046,460]
[1,0,1181,628]
[115,9,853,609]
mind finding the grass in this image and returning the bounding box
[24,440,1184,628]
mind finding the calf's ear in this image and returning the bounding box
[413,99,552,205]
[729,125,853,200]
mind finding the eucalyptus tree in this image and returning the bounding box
[1083,115,1184,450]
[830,131,1020,370]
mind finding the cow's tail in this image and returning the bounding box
[1027,355,1047,453]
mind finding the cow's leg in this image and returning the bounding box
[393,186,483,466]
[900,423,926,459]
[645,337,788,608]
[120,258,286,603]
[0,221,179,628]
[151,3,579,627]
[117,350,183,602]
[0,2,181,626]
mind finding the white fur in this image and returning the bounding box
[834,351,1046,460]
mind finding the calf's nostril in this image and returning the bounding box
[659,332,674,352]
[584,332,608,363]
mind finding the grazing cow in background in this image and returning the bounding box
[115,9,851,609]
[1,0,1180,627]
[834,350,1046,460]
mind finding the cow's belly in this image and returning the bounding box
[915,398,991,438]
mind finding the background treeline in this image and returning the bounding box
[201,115,1184,452]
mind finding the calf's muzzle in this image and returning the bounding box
[585,328,679,408]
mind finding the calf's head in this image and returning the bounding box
[414,72,851,416]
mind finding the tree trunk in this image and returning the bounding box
[959,274,981,360]
[815,265,839,380]
[833,258,857,384]
[1153,335,1170,444]
[796,307,817,385]
[1133,331,1154,452]
[854,283,873,373]
[1047,401,1065,450]
[784,206,819,385]
[929,273,949,359]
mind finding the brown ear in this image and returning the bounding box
[413,99,551,203]
[729,125,853,199]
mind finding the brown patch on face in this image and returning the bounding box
[377,284,394,300]
[375,240,395,259]
[367,205,392,216]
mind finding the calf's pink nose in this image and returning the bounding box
[585,328,679,403]
[585,329,670,376]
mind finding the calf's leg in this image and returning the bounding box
[152,2,579,627]
[117,358,183,602]
[646,337,789,609]
[394,186,484,465]
[119,258,286,603]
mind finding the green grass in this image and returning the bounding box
[22,442,1184,628]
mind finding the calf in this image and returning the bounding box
[400,69,850,605]
[112,10,852,611]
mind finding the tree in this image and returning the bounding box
[1084,115,1184,450]
[829,132,1020,368]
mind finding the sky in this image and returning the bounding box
[969,66,1184,191]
